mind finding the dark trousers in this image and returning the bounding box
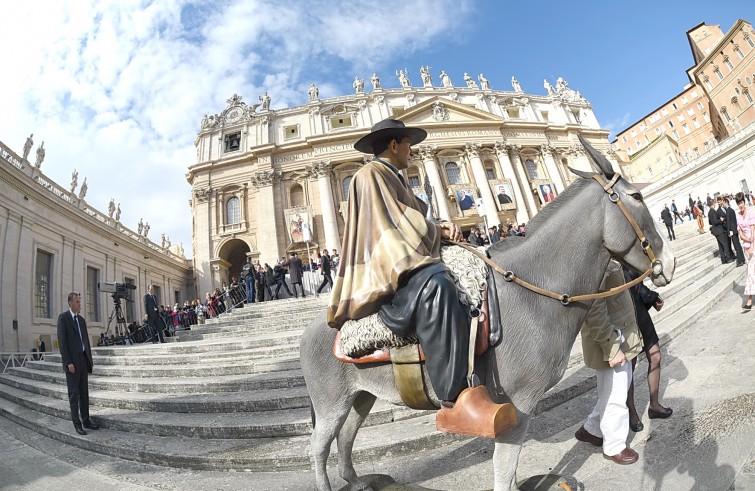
[378,263,470,401]
[274,279,293,299]
[150,320,165,343]
[245,276,255,303]
[64,352,90,426]
[317,273,333,293]
[291,282,306,298]
[731,234,745,263]
[665,224,675,240]
[715,233,733,263]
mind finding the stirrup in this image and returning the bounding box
[435,386,517,438]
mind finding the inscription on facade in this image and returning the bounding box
[428,130,499,139]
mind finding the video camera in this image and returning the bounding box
[98,282,137,301]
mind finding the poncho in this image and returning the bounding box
[327,159,441,328]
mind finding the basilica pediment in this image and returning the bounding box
[398,97,502,125]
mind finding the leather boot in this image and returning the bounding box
[435,386,517,438]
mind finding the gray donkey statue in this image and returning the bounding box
[300,136,676,490]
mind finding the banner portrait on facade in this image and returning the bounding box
[285,207,313,243]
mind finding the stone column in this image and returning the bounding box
[417,145,451,221]
[464,142,498,226]
[493,141,530,225]
[308,160,341,252]
[508,145,538,219]
[250,170,281,265]
[540,144,566,193]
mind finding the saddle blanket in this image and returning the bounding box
[339,245,487,358]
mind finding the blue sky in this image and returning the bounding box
[0,1,750,257]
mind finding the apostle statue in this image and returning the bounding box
[396,69,411,88]
[370,73,381,90]
[511,76,523,92]
[161,233,166,248]
[478,73,490,90]
[70,168,78,193]
[143,222,150,238]
[108,198,116,218]
[464,72,478,89]
[544,79,555,95]
[23,134,33,160]
[259,91,271,110]
[353,76,364,94]
[308,83,319,100]
[35,142,46,169]
[420,65,432,87]
[115,203,121,222]
[78,178,88,199]
[137,218,144,235]
[439,70,452,87]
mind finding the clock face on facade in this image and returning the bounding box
[226,109,241,123]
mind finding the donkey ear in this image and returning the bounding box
[578,134,615,178]
[567,166,598,180]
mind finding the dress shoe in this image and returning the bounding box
[604,447,639,465]
[436,386,517,438]
[83,420,99,430]
[629,421,644,432]
[744,303,752,310]
[648,407,673,419]
[74,425,87,435]
[737,262,745,267]
[575,426,603,447]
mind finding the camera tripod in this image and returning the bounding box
[105,297,129,338]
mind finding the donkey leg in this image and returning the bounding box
[492,413,531,491]
[311,396,358,491]
[337,391,377,489]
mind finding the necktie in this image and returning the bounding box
[74,315,85,352]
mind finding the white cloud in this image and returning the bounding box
[0,0,474,258]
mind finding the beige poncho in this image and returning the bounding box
[327,159,441,328]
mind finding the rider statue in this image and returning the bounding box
[328,118,513,438]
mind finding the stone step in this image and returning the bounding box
[0,372,310,411]
[0,396,462,471]
[0,383,428,438]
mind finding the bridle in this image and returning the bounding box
[452,173,664,306]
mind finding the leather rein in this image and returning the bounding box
[451,174,664,306]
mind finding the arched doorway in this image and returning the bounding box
[218,239,251,283]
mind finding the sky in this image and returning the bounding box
[0,0,750,258]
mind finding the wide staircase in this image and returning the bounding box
[0,221,746,471]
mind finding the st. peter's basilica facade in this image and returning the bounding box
[187,71,618,295]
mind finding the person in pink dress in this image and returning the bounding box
[735,192,755,310]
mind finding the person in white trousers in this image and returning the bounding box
[574,260,643,465]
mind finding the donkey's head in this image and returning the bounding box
[571,136,675,286]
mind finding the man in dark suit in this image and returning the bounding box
[317,249,333,294]
[283,252,306,298]
[710,198,733,264]
[144,285,165,343]
[723,197,745,266]
[660,205,675,241]
[57,292,97,435]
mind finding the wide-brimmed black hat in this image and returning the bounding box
[354,118,427,154]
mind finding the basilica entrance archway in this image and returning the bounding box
[218,238,251,282]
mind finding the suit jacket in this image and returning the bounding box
[320,255,331,275]
[284,257,304,283]
[725,206,738,234]
[660,208,673,226]
[56,310,93,374]
[144,294,160,324]
[709,207,726,236]
[581,262,642,370]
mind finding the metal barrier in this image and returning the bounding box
[1,352,45,373]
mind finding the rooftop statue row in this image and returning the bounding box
[200,74,588,130]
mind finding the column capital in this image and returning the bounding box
[493,140,511,154]
[567,143,585,157]
[307,160,332,178]
[250,170,281,188]
[464,142,481,158]
[417,144,438,161]
[193,187,211,203]
[540,143,556,156]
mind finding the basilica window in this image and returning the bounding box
[724,57,734,70]
[226,196,240,224]
[86,266,100,322]
[540,111,549,122]
[714,68,724,81]
[484,162,497,180]
[735,46,744,59]
[524,159,539,180]
[745,91,753,103]
[284,125,300,140]
[445,162,462,184]
[331,116,353,129]
[35,250,53,319]
[507,108,520,119]
[224,132,241,153]
[290,184,304,207]
[407,173,421,188]
[342,176,353,200]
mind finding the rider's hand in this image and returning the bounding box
[439,222,463,242]
[608,350,627,368]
